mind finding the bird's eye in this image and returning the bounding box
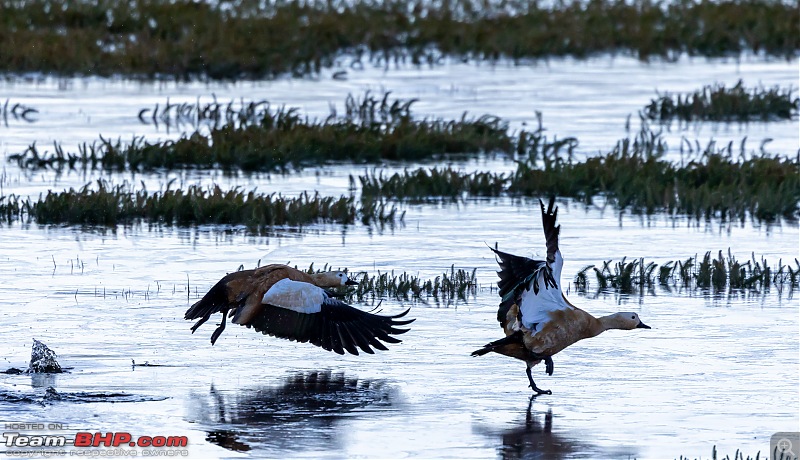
[631,315,635,319]
[338,273,343,277]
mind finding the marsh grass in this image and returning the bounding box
[0,181,403,229]
[350,266,478,304]
[300,263,478,304]
[574,249,799,297]
[9,92,512,172]
[358,167,509,201]
[353,126,798,221]
[1,99,38,126]
[138,96,273,131]
[512,127,800,222]
[1,0,796,80]
[0,195,19,222]
[354,113,576,201]
[644,80,800,122]
[297,263,478,303]
[680,444,790,460]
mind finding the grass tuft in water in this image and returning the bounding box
[301,263,478,304]
[678,444,793,459]
[574,249,799,296]
[0,0,796,80]
[643,80,799,122]
[358,167,509,201]
[0,181,403,229]
[8,92,512,172]
[138,96,274,131]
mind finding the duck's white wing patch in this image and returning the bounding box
[261,279,325,314]
[551,250,563,284]
[519,250,569,333]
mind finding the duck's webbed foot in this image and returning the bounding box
[526,367,552,396]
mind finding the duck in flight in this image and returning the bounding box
[472,198,651,395]
[185,264,414,355]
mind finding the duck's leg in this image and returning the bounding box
[210,309,229,345]
[544,356,554,376]
[526,365,552,395]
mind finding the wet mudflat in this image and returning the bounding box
[0,56,798,459]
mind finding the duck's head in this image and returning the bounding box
[311,270,359,288]
[607,312,651,330]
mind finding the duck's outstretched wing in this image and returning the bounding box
[519,198,570,332]
[247,279,414,355]
[491,197,568,333]
[489,247,555,326]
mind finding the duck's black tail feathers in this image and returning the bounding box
[184,277,229,321]
[471,331,524,357]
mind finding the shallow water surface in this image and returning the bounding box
[0,56,798,460]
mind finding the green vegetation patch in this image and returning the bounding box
[352,127,799,222]
[300,263,478,304]
[358,167,509,202]
[0,181,403,229]
[9,93,513,172]
[0,0,797,80]
[574,250,799,296]
[350,266,478,303]
[643,80,800,122]
[511,129,800,221]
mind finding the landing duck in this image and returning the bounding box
[472,198,650,395]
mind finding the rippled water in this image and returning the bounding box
[0,56,798,459]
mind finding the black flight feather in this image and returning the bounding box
[246,299,414,356]
[539,197,561,265]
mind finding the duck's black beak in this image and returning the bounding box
[345,279,359,286]
[636,321,651,329]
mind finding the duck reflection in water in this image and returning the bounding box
[187,370,396,454]
[498,402,574,460]
[478,399,637,460]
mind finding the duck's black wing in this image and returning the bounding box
[246,298,414,356]
[490,196,563,326]
[489,247,555,325]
